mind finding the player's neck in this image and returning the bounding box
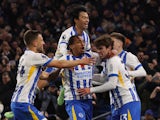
[75,25,83,35]
[72,52,82,58]
[27,46,37,53]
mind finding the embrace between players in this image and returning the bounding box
[11,4,146,120]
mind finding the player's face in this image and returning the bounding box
[75,12,89,30]
[111,37,123,51]
[96,45,111,59]
[36,34,45,53]
[70,36,85,56]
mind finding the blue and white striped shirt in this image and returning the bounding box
[55,26,91,59]
[61,52,93,100]
[11,50,52,104]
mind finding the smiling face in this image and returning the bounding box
[75,11,89,30]
[68,36,85,57]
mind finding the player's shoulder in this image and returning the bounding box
[126,51,135,56]
[109,56,121,63]
[126,51,137,58]
[24,50,35,57]
[26,50,42,56]
[26,50,48,60]
[62,26,73,34]
[60,27,73,40]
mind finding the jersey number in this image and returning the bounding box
[20,66,25,77]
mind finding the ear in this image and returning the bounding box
[32,40,37,47]
[69,44,74,50]
[74,18,78,24]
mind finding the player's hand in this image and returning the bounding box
[111,49,118,55]
[92,93,97,106]
[92,93,97,100]
[106,49,118,58]
[130,76,135,83]
[77,88,90,96]
[39,71,49,80]
[145,75,152,82]
[155,86,160,93]
[81,57,95,65]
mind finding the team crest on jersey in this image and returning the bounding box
[78,112,84,118]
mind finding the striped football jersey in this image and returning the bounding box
[11,50,52,104]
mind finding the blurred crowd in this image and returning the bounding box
[0,0,160,120]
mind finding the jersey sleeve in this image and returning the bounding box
[126,53,147,77]
[31,53,52,67]
[90,76,117,93]
[126,52,142,70]
[55,32,70,59]
[107,57,119,78]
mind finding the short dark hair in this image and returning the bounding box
[67,35,80,50]
[23,30,40,46]
[67,4,87,25]
[110,32,126,48]
[94,35,113,49]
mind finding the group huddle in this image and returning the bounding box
[10,4,146,120]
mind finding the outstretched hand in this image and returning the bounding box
[106,49,118,58]
[77,88,91,96]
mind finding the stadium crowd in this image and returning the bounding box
[0,0,160,120]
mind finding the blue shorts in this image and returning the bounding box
[65,99,93,120]
[11,102,47,120]
[111,101,141,120]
